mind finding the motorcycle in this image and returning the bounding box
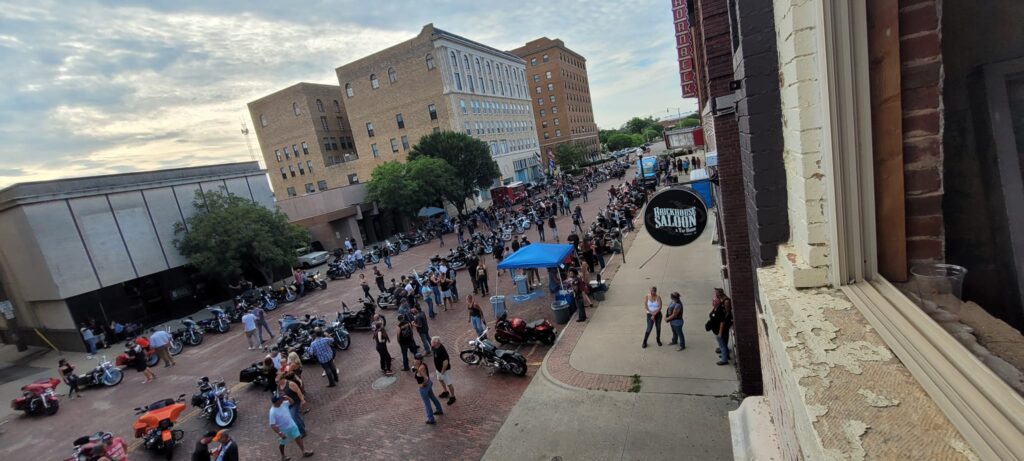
[245,287,279,312]
[375,289,398,310]
[190,377,238,428]
[115,341,160,368]
[75,356,124,388]
[326,259,354,280]
[10,377,61,416]
[326,314,352,351]
[459,329,528,377]
[196,306,231,334]
[268,284,298,303]
[165,328,184,356]
[493,313,557,345]
[175,318,205,346]
[290,270,328,292]
[67,432,127,461]
[239,361,277,391]
[340,300,376,331]
[133,395,187,459]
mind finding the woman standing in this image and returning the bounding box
[58,359,80,399]
[476,265,489,296]
[666,292,685,350]
[374,321,393,376]
[282,352,304,390]
[359,273,373,302]
[413,353,444,425]
[709,288,733,365]
[439,275,454,311]
[548,216,559,243]
[642,286,663,348]
[128,340,157,383]
[466,295,486,338]
[275,375,308,438]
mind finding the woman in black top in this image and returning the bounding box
[374,322,393,375]
[414,353,444,424]
[710,288,734,365]
[548,216,559,243]
[58,359,80,399]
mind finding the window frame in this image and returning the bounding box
[428,104,438,120]
[425,53,435,70]
[292,102,301,116]
[345,83,353,97]
[388,67,397,83]
[370,74,380,89]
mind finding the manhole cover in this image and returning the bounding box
[372,376,398,389]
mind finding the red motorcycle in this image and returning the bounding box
[11,377,61,416]
[494,313,557,345]
[115,339,159,369]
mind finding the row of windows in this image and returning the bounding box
[487,138,537,156]
[323,136,354,152]
[274,142,310,162]
[561,69,588,84]
[256,99,341,128]
[279,160,316,179]
[543,130,563,139]
[319,115,346,132]
[529,54,550,66]
[559,52,585,70]
[540,118,561,128]
[285,179,333,198]
[459,99,530,116]
[364,105,436,138]
[369,135,411,158]
[448,49,528,100]
[534,83,556,93]
[464,120,534,136]
[538,106,560,117]
[344,67,399,98]
[536,95,557,105]
[532,71,553,83]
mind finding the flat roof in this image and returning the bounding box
[432,26,525,63]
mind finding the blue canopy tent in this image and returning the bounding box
[496,243,574,270]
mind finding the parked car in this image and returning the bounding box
[295,248,329,268]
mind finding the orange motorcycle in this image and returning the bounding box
[132,394,186,459]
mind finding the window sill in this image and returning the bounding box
[843,280,1024,460]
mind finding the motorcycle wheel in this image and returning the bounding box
[400,243,409,252]
[540,332,556,345]
[344,271,352,279]
[103,368,124,386]
[459,350,482,365]
[187,332,204,346]
[217,321,230,334]
[508,360,527,377]
[168,340,183,356]
[45,400,59,416]
[369,254,380,264]
[318,281,327,290]
[214,407,238,428]
[285,290,297,303]
[147,353,160,368]
[264,300,279,312]
[334,333,351,351]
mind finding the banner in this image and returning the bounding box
[644,186,708,246]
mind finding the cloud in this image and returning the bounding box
[0,0,696,186]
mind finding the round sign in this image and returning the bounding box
[644,187,708,246]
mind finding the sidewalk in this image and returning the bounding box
[0,344,96,422]
[484,217,739,461]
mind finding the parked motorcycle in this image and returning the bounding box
[132,395,187,459]
[66,432,127,461]
[325,314,352,351]
[196,306,231,334]
[175,318,204,346]
[340,300,376,331]
[459,329,528,376]
[326,260,354,280]
[290,270,328,292]
[10,377,60,416]
[375,290,398,310]
[115,340,160,368]
[239,362,276,391]
[165,328,184,356]
[75,356,124,388]
[268,284,297,303]
[190,377,238,428]
[494,313,557,345]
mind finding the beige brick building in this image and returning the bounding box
[336,24,543,187]
[510,37,600,171]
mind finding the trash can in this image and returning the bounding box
[490,295,507,319]
[551,300,572,324]
[514,275,529,295]
[589,281,607,302]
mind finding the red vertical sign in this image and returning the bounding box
[672,0,697,98]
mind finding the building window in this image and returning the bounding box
[460,99,467,114]
[317,180,328,191]
[433,127,440,134]
[542,121,548,128]
[533,75,540,83]
[555,129,561,137]
[530,58,537,66]
[371,143,379,158]
[537,98,544,106]
[306,160,314,173]
[401,135,409,151]
[545,71,552,79]
[279,167,286,179]
[390,138,399,153]
[542,54,549,63]
[333,100,340,112]
[544,132,550,140]
[289,165,296,177]
[468,76,475,92]
[450,51,457,66]
[301,142,309,155]
[454,72,463,91]
[388,67,397,83]
[316,99,324,112]
[552,106,558,114]
[535,86,541,94]
[293,102,301,116]
[259,114,268,127]
[540,109,546,117]
[554,118,559,126]
[345,83,353,97]
[323,138,332,151]
[479,77,485,93]
[336,116,344,130]
[425,53,435,70]
[275,149,282,161]
[396,113,405,129]
[291,144,299,157]
[550,95,556,103]
[475,57,481,73]
[287,187,296,197]
[428,104,437,120]
[463,55,470,72]
[305,183,315,193]
[320,116,329,131]
[330,137,338,150]
[298,163,305,175]
[465,122,471,135]
[370,74,379,89]
[366,122,374,137]
[547,83,554,91]
[283,147,291,159]
[347,174,359,185]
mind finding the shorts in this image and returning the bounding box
[278,424,301,445]
[435,370,452,384]
[441,290,453,299]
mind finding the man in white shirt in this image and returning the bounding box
[343,239,353,253]
[353,248,365,270]
[269,394,313,460]
[241,310,258,350]
[149,328,175,367]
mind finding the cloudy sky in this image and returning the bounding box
[0,0,697,186]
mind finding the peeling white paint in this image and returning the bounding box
[856,389,900,407]
[948,438,979,461]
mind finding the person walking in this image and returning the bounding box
[268,394,313,460]
[382,247,393,270]
[438,228,445,247]
[420,283,436,319]
[466,295,486,338]
[80,323,98,359]
[292,267,306,298]
[412,306,432,356]
[149,328,176,367]
[373,320,393,375]
[709,288,733,365]
[253,307,274,344]
[128,339,157,383]
[431,337,456,406]
[213,430,239,461]
[353,248,365,270]
[374,267,386,294]
[476,265,489,296]
[413,353,445,425]
[642,286,663,348]
[397,314,420,371]
[274,375,308,438]
[308,329,338,387]
[58,359,81,400]
[241,310,259,351]
[359,273,374,303]
[666,292,685,350]
[536,216,546,242]
[449,265,460,302]
[429,273,442,306]
[572,208,584,234]
[568,269,588,322]
[548,216,559,243]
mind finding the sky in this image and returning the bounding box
[0,0,698,186]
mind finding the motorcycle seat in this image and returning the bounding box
[147,398,175,411]
[527,319,547,329]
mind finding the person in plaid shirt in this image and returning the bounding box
[308,329,338,387]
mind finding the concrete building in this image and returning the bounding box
[247,83,388,251]
[0,162,273,351]
[509,37,600,170]
[336,24,543,186]
[677,0,1024,458]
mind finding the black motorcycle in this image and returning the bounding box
[340,300,376,330]
[196,306,230,334]
[289,271,328,293]
[189,377,237,428]
[174,319,204,346]
[326,260,354,280]
[239,362,276,391]
[459,329,527,376]
[75,356,124,388]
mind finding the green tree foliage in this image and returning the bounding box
[599,129,617,145]
[673,117,701,128]
[407,157,459,208]
[623,116,664,136]
[642,127,660,141]
[366,157,458,215]
[607,133,645,151]
[554,143,587,171]
[408,131,499,211]
[174,190,308,285]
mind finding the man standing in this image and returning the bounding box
[353,247,365,270]
[191,431,216,461]
[213,430,238,461]
[149,328,175,367]
[241,310,258,351]
[253,307,274,344]
[293,267,306,297]
[308,329,338,387]
[80,324,98,359]
[535,216,546,241]
[431,337,456,406]
[343,238,353,254]
[268,394,313,460]
[373,267,386,293]
[397,314,420,371]
[412,306,431,356]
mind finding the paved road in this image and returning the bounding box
[0,157,636,461]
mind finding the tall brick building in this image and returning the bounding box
[509,38,600,171]
[680,0,1024,458]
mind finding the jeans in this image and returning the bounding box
[418,331,432,353]
[431,286,441,305]
[716,330,731,363]
[597,252,606,269]
[669,322,685,348]
[643,312,662,345]
[256,320,274,343]
[319,360,338,386]
[450,280,459,300]
[297,281,305,297]
[478,278,489,295]
[418,380,443,422]
[384,254,392,269]
[537,228,545,242]
[576,296,587,321]
[399,341,418,370]
[84,337,98,355]
[471,316,485,337]
[289,401,307,437]
[424,297,435,318]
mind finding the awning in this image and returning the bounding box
[497,244,574,270]
[418,207,445,217]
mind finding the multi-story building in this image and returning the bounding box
[248,83,389,250]
[336,24,543,186]
[509,37,600,171]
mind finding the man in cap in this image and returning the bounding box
[269,393,313,460]
[191,431,216,461]
[213,430,238,461]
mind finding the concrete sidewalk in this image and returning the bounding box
[0,344,98,422]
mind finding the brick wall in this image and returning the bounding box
[899,0,945,264]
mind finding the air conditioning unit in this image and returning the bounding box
[712,93,737,116]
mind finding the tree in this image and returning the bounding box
[673,117,701,129]
[408,131,499,212]
[406,157,459,208]
[623,116,663,136]
[174,190,308,285]
[366,161,423,216]
[599,129,617,145]
[642,127,660,141]
[607,133,644,151]
[554,143,587,171]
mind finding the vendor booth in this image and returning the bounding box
[496,244,578,324]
